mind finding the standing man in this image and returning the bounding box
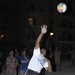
[24,25,52,75]
[54,47,61,71]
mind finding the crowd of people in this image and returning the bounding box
[0,25,71,75]
[0,47,62,75]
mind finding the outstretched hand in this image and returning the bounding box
[41,24,47,34]
[35,24,47,49]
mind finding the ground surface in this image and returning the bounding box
[1,61,75,75]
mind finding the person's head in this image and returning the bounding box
[22,50,26,56]
[41,49,46,56]
[15,49,18,52]
[9,50,14,56]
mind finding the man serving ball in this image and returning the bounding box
[24,25,52,75]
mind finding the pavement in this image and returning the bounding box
[1,60,75,75]
[46,60,75,75]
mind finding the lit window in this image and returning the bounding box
[28,18,33,25]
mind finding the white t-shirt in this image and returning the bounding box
[28,48,48,73]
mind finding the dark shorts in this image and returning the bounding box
[24,69,40,75]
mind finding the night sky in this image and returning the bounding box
[0,0,75,59]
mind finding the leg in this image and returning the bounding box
[57,59,61,71]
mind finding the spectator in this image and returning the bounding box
[54,47,61,71]
[17,49,30,75]
[6,50,17,75]
[15,49,19,58]
[48,48,56,72]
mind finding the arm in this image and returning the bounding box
[17,56,21,67]
[6,57,11,67]
[35,25,47,49]
[25,57,30,62]
[47,60,52,72]
[17,61,20,67]
[44,58,52,72]
[35,33,44,49]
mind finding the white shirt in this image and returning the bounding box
[28,48,48,73]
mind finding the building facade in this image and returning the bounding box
[0,0,75,57]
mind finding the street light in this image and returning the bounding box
[50,32,54,36]
[1,35,4,38]
[50,32,54,51]
[0,34,4,41]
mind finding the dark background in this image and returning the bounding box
[0,0,75,60]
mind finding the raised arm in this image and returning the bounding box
[35,25,47,49]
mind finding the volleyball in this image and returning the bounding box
[57,3,67,13]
